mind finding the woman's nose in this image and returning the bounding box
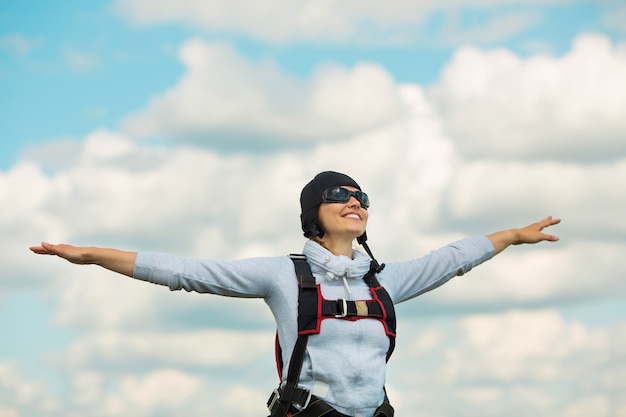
[348,196,361,208]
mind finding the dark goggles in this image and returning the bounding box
[321,187,370,209]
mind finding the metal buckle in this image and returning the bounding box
[297,389,313,409]
[335,298,348,318]
[267,389,280,412]
[268,387,312,412]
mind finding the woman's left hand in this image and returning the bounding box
[515,216,561,245]
[488,216,561,255]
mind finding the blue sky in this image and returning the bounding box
[1,1,625,416]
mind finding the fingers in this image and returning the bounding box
[537,216,561,242]
[541,232,560,242]
[515,216,561,245]
[536,216,561,233]
[29,246,47,254]
[29,242,63,256]
[543,216,561,227]
[30,242,53,255]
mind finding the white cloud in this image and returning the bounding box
[126,33,626,160]
[437,9,544,45]
[71,371,104,406]
[388,310,626,417]
[0,162,53,223]
[446,310,606,381]
[122,39,407,147]
[562,395,612,417]
[437,241,626,307]
[0,361,59,415]
[429,33,626,161]
[55,328,273,371]
[87,370,270,417]
[113,369,203,409]
[111,0,430,43]
[111,0,563,44]
[52,269,162,330]
[444,158,626,238]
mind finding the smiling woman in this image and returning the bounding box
[29,170,560,417]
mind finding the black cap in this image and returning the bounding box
[300,171,361,239]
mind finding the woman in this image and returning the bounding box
[30,171,560,417]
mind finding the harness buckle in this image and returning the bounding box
[335,298,348,318]
[267,387,312,413]
[297,388,312,409]
[267,389,280,412]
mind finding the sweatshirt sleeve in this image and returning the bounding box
[133,252,292,298]
[380,236,495,304]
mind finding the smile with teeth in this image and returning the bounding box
[344,213,361,220]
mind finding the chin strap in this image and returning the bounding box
[357,233,385,273]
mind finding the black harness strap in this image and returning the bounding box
[268,255,316,417]
[362,267,396,362]
[268,255,396,417]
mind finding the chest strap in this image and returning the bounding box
[294,254,396,359]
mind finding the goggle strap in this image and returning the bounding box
[360,239,385,273]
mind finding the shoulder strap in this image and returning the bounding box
[363,264,397,361]
[268,255,316,417]
[292,254,319,334]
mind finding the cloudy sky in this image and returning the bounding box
[1,0,625,416]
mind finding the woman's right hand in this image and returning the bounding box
[30,242,137,277]
[30,242,93,264]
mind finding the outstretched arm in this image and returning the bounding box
[29,242,137,277]
[487,216,561,255]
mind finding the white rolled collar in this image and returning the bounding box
[302,240,371,281]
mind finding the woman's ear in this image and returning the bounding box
[305,222,324,239]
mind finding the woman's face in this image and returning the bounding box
[317,186,368,241]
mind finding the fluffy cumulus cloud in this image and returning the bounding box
[429,34,626,161]
[122,39,407,147]
[448,310,608,382]
[120,33,626,160]
[26,366,271,417]
[55,329,272,371]
[0,361,59,416]
[388,310,626,417]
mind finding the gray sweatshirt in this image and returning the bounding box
[133,236,494,417]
